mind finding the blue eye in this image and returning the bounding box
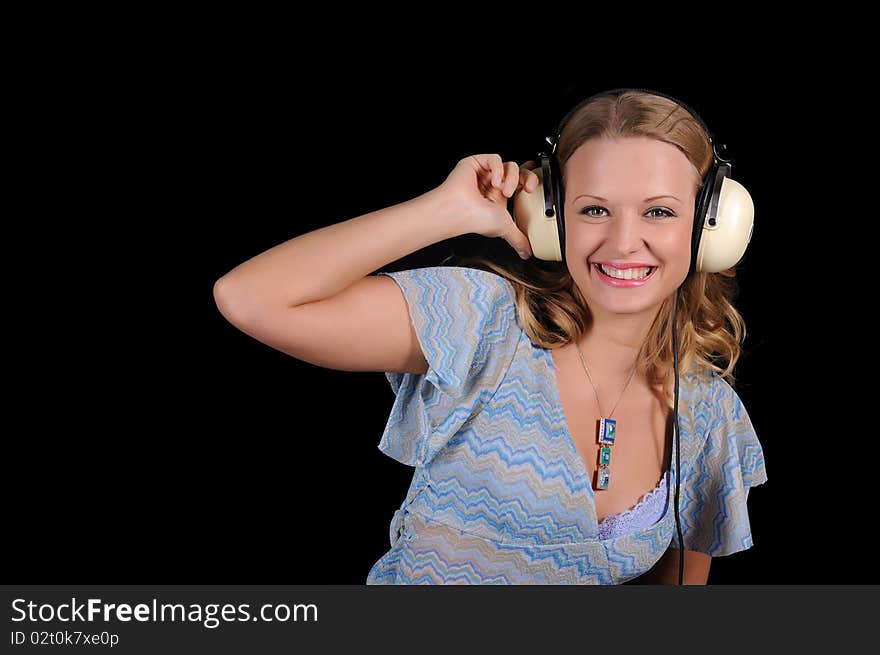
[579,206,675,219]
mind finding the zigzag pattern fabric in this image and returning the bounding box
[367,266,768,584]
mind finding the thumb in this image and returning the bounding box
[502,222,533,260]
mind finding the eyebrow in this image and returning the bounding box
[573,193,681,203]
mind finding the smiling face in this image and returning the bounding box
[563,135,699,321]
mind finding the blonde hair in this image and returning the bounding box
[450,90,748,408]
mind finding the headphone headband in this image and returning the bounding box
[547,87,731,165]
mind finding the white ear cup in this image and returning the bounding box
[696,176,755,273]
[512,168,563,262]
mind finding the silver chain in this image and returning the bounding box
[574,342,638,418]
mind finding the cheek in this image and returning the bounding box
[668,238,693,267]
[564,224,693,265]
[563,224,601,252]
[655,224,694,264]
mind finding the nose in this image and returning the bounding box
[607,212,646,255]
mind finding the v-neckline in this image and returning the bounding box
[543,344,679,527]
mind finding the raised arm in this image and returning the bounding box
[212,155,539,375]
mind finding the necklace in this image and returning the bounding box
[574,342,638,491]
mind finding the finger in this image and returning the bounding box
[527,171,540,192]
[470,154,501,188]
[501,161,519,197]
[504,224,533,259]
[518,168,539,193]
[518,161,540,191]
[515,169,526,191]
[489,154,504,188]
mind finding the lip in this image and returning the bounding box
[594,261,657,269]
[593,263,658,287]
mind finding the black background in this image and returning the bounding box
[8,30,871,585]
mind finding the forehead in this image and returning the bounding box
[563,136,698,197]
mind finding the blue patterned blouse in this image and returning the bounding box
[366,266,768,584]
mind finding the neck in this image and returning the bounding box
[573,306,660,392]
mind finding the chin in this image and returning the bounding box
[594,297,663,315]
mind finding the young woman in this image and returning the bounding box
[213,90,768,585]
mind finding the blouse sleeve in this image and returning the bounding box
[669,373,769,556]
[374,266,520,468]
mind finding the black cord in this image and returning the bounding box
[672,289,684,585]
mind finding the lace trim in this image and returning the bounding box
[597,469,669,526]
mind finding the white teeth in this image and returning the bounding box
[598,264,653,280]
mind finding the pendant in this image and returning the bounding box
[596,417,616,490]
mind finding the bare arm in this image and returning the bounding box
[212,187,470,374]
[212,155,537,375]
[213,187,468,318]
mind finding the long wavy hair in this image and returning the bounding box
[448,90,748,408]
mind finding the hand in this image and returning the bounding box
[436,154,540,259]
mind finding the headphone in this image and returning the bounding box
[511,87,756,585]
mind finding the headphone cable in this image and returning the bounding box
[672,288,684,585]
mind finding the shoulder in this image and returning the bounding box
[376,267,521,467]
[665,362,714,408]
[678,366,746,407]
[701,371,767,485]
[378,266,521,391]
[378,266,519,344]
[379,265,515,304]
[707,372,751,422]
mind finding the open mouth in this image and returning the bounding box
[593,263,658,286]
